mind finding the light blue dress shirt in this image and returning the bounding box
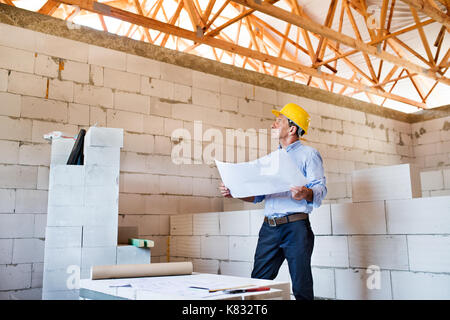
[253,140,327,217]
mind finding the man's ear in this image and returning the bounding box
[288,125,297,136]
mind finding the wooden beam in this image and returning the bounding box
[183,0,204,30]
[410,5,436,65]
[424,66,449,100]
[315,0,338,62]
[400,0,450,30]
[381,69,405,106]
[377,0,396,80]
[161,0,184,47]
[318,16,434,67]
[344,0,378,82]
[273,23,291,76]
[98,13,108,32]
[392,36,432,66]
[55,0,426,108]
[133,0,152,43]
[230,0,450,86]
[378,0,390,39]
[433,25,445,62]
[287,0,315,64]
[244,16,266,73]
[38,0,60,15]
[232,17,242,65]
[1,0,15,6]
[204,0,230,32]
[387,38,427,102]
[202,0,216,23]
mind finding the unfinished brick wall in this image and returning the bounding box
[0,19,448,300]
[412,116,450,197]
[169,175,450,300]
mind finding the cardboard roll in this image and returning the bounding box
[91,262,193,280]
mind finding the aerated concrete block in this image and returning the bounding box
[312,267,335,299]
[193,212,220,235]
[331,201,386,235]
[49,165,85,188]
[312,236,349,268]
[200,236,229,260]
[50,138,75,166]
[407,235,450,273]
[170,214,193,236]
[391,271,450,300]
[229,236,258,262]
[46,206,85,227]
[310,204,332,235]
[81,246,117,270]
[47,185,84,207]
[45,227,82,248]
[219,210,250,236]
[386,196,450,234]
[352,164,421,202]
[84,126,123,148]
[116,245,150,264]
[348,235,409,270]
[83,146,121,167]
[335,268,392,300]
[43,247,81,271]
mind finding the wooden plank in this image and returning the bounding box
[230,0,449,85]
[133,0,152,43]
[55,0,427,108]
[161,0,184,46]
[318,17,434,67]
[273,23,292,76]
[98,13,108,32]
[400,0,450,30]
[315,0,338,61]
[387,38,427,102]
[392,36,432,67]
[183,0,204,30]
[1,0,15,6]
[202,0,216,23]
[377,0,396,80]
[203,0,230,32]
[38,0,60,15]
[128,238,155,248]
[410,5,435,65]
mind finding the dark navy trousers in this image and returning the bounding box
[251,218,315,300]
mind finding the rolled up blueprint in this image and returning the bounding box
[91,262,193,280]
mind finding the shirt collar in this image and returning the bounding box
[278,139,302,152]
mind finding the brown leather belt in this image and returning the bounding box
[264,213,308,227]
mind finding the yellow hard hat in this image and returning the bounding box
[272,103,311,134]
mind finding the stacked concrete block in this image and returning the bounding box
[1,18,450,299]
[171,190,450,299]
[169,210,262,275]
[352,163,422,202]
[42,126,149,299]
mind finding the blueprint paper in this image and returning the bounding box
[215,149,308,198]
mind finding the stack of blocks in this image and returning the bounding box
[169,163,450,300]
[42,127,151,300]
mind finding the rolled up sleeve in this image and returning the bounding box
[304,150,327,208]
[253,195,266,203]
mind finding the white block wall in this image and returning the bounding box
[41,127,150,299]
[0,21,449,299]
[171,195,450,300]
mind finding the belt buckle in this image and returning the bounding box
[268,217,277,227]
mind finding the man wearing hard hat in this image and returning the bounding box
[220,103,327,300]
